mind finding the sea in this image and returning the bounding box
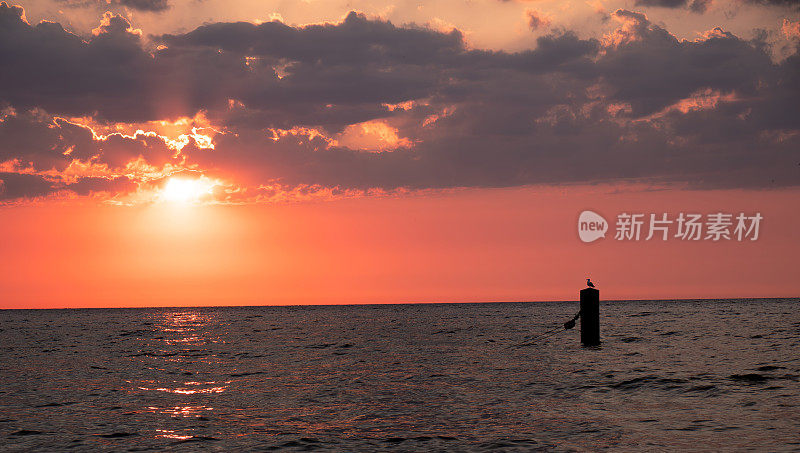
[1,299,798,452]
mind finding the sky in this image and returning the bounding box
[0,0,798,308]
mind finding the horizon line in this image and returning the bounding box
[2,296,797,311]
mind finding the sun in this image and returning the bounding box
[159,177,215,203]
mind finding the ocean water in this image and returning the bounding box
[1,299,799,452]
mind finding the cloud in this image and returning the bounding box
[119,0,168,11]
[633,0,712,13]
[1,5,599,125]
[0,172,139,200]
[0,111,75,172]
[783,18,800,39]
[335,120,413,152]
[634,0,688,7]
[0,4,151,122]
[600,10,775,116]
[0,172,57,200]
[0,111,184,171]
[634,0,800,12]
[744,0,800,8]
[0,3,798,201]
[66,176,138,195]
[56,0,169,12]
[525,9,552,30]
[690,0,712,12]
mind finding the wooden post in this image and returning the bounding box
[580,287,600,346]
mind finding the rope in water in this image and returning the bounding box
[507,324,568,349]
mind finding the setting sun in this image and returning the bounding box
[159,177,215,203]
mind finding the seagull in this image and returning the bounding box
[586,278,595,288]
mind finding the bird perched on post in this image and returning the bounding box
[586,278,595,288]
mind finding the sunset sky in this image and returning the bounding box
[0,0,798,308]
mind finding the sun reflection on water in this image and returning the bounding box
[155,429,194,441]
[146,405,214,417]
[133,310,227,441]
[138,386,227,394]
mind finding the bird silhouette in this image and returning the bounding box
[586,278,595,288]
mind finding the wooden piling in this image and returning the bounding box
[579,287,600,346]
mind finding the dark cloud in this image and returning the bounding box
[0,3,798,201]
[0,171,138,200]
[627,0,798,12]
[0,172,57,199]
[66,176,138,195]
[600,11,775,116]
[0,5,597,126]
[525,10,551,30]
[56,0,169,12]
[0,112,74,171]
[184,94,799,192]
[744,0,800,8]
[634,0,688,7]
[119,0,168,11]
[689,0,712,13]
[0,3,152,122]
[0,111,184,171]
[632,0,711,13]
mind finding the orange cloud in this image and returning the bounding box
[91,11,141,36]
[783,18,800,40]
[603,10,653,48]
[334,120,413,152]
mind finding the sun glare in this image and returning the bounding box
[159,177,215,203]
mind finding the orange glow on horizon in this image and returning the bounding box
[0,184,798,309]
